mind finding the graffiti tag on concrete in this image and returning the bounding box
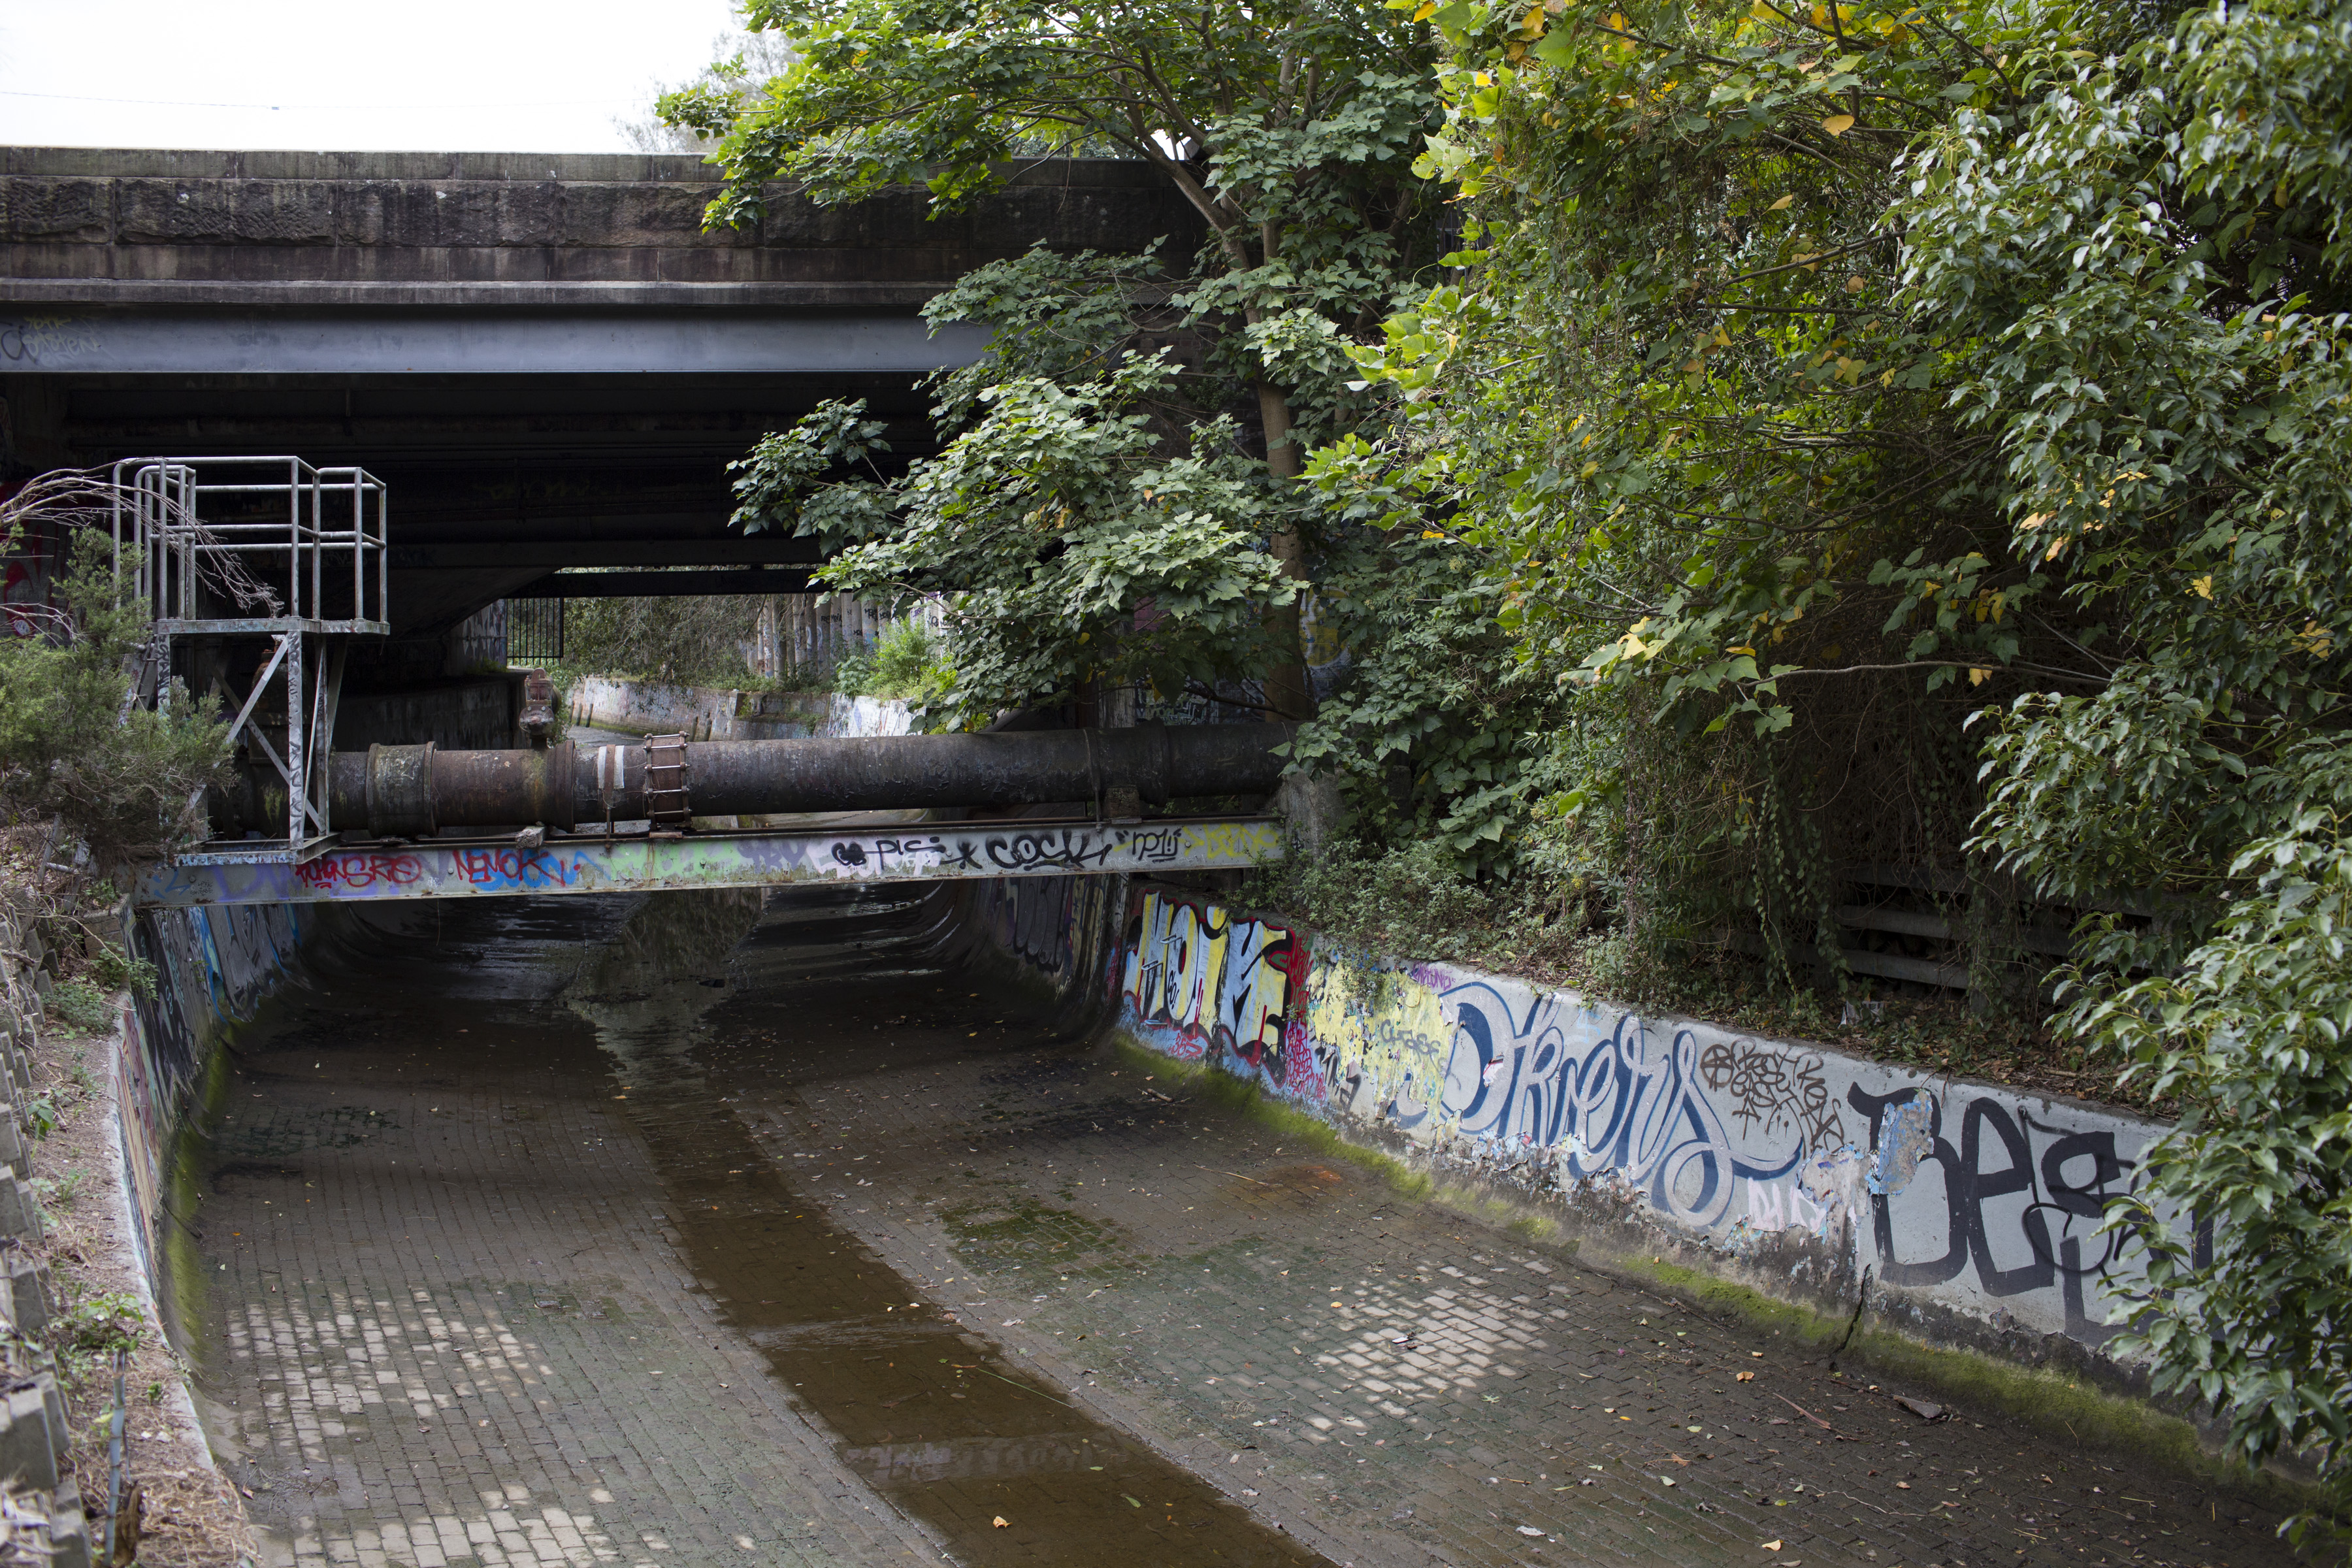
[1111,883,2173,1350]
[138,819,1284,907]
[1119,889,1307,1088]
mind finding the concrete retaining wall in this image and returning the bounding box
[961,867,1130,1041]
[567,675,911,740]
[118,903,310,1286]
[1102,880,2179,1374]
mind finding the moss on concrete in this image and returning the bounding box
[1113,1036,1431,1198]
[1616,1250,2315,1516]
[156,1024,241,1369]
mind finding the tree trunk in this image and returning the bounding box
[1134,151,1316,721]
[1258,380,1315,721]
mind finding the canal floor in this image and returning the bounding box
[188,889,2299,1568]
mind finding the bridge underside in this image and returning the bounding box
[20,359,941,634]
[1,148,1198,642]
[135,816,1281,907]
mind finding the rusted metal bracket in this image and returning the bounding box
[643,733,690,830]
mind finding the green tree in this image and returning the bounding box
[560,589,772,688]
[1316,0,2100,966]
[665,0,1445,720]
[0,476,229,863]
[1337,0,2352,1533]
[1896,0,2352,1531]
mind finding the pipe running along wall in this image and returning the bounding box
[210,723,1297,838]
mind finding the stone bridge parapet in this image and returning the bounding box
[0,148,1198,306]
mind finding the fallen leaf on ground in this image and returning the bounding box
[1893,1396,1946,1421]
[1737,1371,1757,1382]
[1762,1541,1784,1552]
[992,1517,1009,1528]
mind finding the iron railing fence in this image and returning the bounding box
[506,597,563,664]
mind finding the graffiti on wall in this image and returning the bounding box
[1113,883,2170,1348]
[1845,1083,2192,1342]
[1117,889,1309,1091]
[978,876,1086,989]
[120,903,310,1290]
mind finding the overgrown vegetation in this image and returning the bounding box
[1339,0,2352,1531]
[549,586,953,706]
[864,619,955,705]
[675,0,1451,728]
[672,0,2352,1528]
[553,590,772,689]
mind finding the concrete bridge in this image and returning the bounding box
[0,148,1196,638]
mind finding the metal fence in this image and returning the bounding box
[759,591,943,682]
[506,597,563,664]
[495,585,940,683]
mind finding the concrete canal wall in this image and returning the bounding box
[1090,879,2178,1381]
[565,676,913,740]
[101,838,2191,1460]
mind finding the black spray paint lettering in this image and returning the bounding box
[984,829,1119,872]
[1848,1085,2176,1342]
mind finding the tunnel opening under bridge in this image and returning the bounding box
[174,874,1328,1568]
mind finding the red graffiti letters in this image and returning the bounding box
[295,852,423,891]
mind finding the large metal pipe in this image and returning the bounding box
[294,723,1293,836]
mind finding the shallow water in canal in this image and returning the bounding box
[189,887,1320,1567]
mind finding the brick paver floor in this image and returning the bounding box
[195,894,954,1567]
[193,885,2305,1568]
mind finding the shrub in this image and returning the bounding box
[861,620,953,705]
[46,979,108,1034]
[0,476,230,862]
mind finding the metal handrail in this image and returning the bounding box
[108,453,390,631]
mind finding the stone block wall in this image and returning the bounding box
[0,898,118,1568]
[0,148,1202,301]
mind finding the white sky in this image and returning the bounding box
[0,0,743,154]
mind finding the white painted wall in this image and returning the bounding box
[565,677,912,740]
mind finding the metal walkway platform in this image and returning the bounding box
[133,816,1283,907]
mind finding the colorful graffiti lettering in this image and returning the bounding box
[1113,881,2180,1350]
[1117,889,1305,1086]
[292,847,587,895]
[295,852,425,891]
[451,847,587,890]
[1364,978,1804,1230]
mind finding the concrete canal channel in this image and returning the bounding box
[175,885,2300,1568]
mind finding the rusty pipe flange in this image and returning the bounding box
[538,740,578,830]
[365,742,437,838]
